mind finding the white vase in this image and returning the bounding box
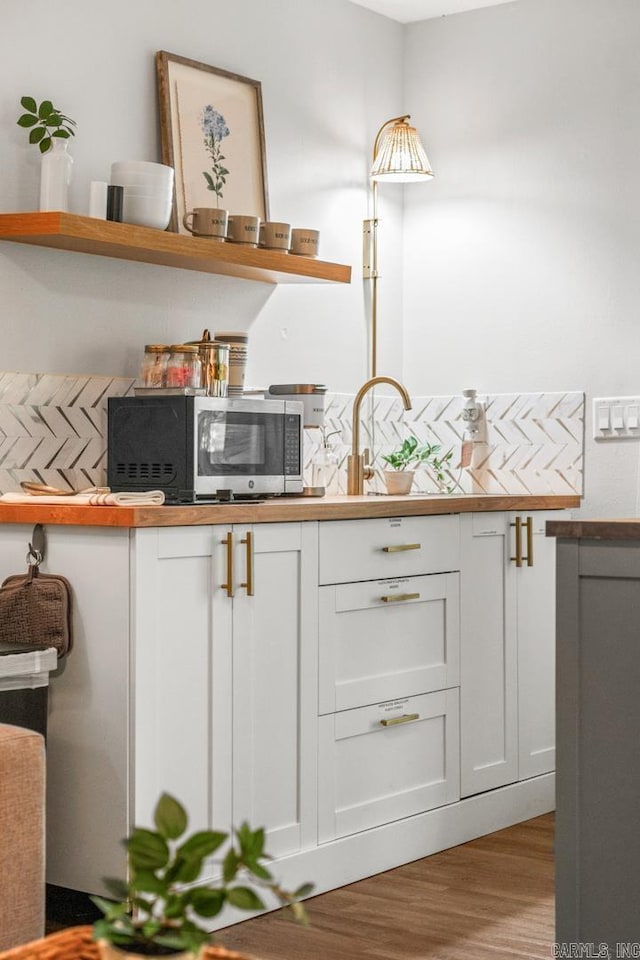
[39,137,73,211]
[383,470,414,495]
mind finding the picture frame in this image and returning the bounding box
[156,50,270,234]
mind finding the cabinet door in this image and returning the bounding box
[318,689,459,843]
[133,526,227,834]
[516,511,561,780]
[229,522,318,859]
[460,512,518,797]
[319,573,459,713]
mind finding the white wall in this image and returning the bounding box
[0,0,405,392]
[403,0,640,517]
[5,0,637,517]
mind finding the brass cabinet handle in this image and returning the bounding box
[510,516,534,568]
[221,532,234,598]
[523,516,534,567]
[510,516,523,567]
[240,530,254,596]
[380,713,420,727]
[380,592,420,603]
[381,543,421,553]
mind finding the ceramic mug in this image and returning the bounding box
[227,215,261,246]
[290,227,319,257]
[259,221,291,251]
[183,207,228,240]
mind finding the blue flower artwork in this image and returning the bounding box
[200,105,230,200]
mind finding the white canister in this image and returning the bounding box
[266,384,327,429]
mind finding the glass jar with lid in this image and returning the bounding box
[139,344,170,388]
[165,344,202,389]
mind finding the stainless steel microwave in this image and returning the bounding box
[107,395,304,501]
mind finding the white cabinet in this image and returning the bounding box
[317,515,461,840]
[318,689,459,843]
[133,521,318,866]
[318,573,460,713]
[459,510,567,797]
[0,505,562,906]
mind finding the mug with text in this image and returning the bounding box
[183,207,228,240]
[227,215,261,246]
[260,221,291,251]
[290,228,319,257]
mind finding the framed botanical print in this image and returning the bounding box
[156,51,270,234]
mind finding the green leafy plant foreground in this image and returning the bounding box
[91,793,313,956]
[17,96,76,153]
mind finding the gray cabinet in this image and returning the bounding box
[555,535,640,951]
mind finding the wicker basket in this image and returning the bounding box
[0,927,255,960]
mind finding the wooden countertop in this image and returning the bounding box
[0,493,580,528]
[547,517,640,541]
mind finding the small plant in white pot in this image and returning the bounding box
[381,436,454,495]
[91,792,312,960]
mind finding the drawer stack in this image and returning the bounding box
[317,514,461,843]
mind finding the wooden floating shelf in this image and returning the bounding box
[0,212,352,285]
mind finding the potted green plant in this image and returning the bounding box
[381,436,454,495]
[16,96,77,211]
[16,96,77,153]
[91,792,312,960]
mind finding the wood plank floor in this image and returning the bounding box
[218,814,554,960]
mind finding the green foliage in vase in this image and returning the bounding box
[382,436,454,491]
[91,792,313,956]
[16,96,77,153]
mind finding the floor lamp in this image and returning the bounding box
[363,115,434,378]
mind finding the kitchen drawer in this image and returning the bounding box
[319,514,460,585]
[319,572,459,713]
[318,689,459,843]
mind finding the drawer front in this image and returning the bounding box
[318,689,460,843]
[319,572,460,713]
[319,515,460,585]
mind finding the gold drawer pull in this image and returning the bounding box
[221,532,234,598]
[240,530,254,595]
[381,543,421,553]
[380,592,420,603]
[380,713,420,727]
[523,515,534,567]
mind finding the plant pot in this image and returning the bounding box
[97,940,251,960]
[383,469,414,495]
[97,941,202,960]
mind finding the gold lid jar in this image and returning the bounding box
[166,344,202,389]
[139,344,170,388]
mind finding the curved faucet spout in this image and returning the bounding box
[347,376,413,496]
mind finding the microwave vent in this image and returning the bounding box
[114,462,175,482]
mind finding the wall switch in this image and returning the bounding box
[593,396,640,439]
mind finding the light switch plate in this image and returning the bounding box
[593,396,640,439]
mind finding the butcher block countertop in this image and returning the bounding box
[0,493,580,528]
[546,517,640,541]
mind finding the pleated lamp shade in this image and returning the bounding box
[371,117,434,182]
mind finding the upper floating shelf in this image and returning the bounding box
[0,212,352,285]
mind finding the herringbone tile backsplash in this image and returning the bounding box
[0,373,584,497]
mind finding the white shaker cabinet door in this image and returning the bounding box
[516,511,560,781]
[318,689,460,843]
[228,522,318,859]
[318,572,460,713]
[133,522,318,866]
[460,512,519,797]
[132,525,227,835]
[460,510,568,796]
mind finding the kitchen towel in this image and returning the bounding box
[0,490,166,506]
